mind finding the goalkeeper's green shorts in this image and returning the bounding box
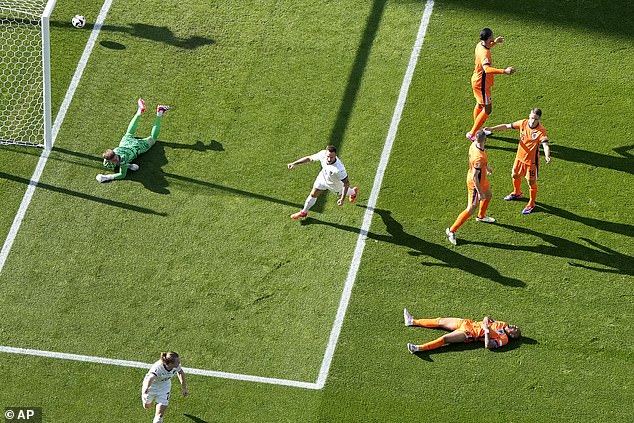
[120,135,154,156]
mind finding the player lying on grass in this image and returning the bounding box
[403,308,521,352]
[96,99,170,183]
[142,351,188,423]
[287,145,358,219]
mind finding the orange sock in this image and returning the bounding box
[413,318,441,328]
[473,104,483,122]
[528,184,538,206]
[478,199,490,219]
[450,210,471,233]
[421,337,446,351]
[469,110,489,135]
[512,178,522,195]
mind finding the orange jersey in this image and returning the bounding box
[466,142,488,186]
[512,119,549,165]
[471,42,494,90]
[459,319,510,348]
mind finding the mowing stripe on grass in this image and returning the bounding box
[0,0,434,390]
[0,0,114,275]
[0,346,320,390]
[315,0,435,389]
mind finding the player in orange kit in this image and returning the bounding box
[484,108,551,214]
[403,308,521,352]
[446,130,495,246]
[466,28,516,142]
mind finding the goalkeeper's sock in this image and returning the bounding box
[125,111,142,136]
[421,337,446,351]
[150,116,162,141]
[303,195,317,213]
[413,318,441,328]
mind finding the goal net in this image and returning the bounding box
[0,0,56,149]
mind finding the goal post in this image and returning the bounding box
[0,0,57,150]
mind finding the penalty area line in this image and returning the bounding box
[0,0,435,392]
[315,0,434,389]
[0,346,320,390]
[0,0,115,275]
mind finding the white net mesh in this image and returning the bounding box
[0,1,50,147]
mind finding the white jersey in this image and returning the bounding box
[145,360,182,389]
[309,150,348,186]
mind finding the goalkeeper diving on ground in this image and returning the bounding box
[96,99,170,183]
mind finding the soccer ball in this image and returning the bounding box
[71,15,86,28]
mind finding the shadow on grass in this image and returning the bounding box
[184,414,209,423]
[487,135,634,176]
[52,21,215,50]
[0,171,166,216]
[464,223,634,276]
[538,202,634,238]
[302,207,525,287]
[436,0,633,39]
[311,0,386,214]
[412,336,539,362]
[52,144,300,208]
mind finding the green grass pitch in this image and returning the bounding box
[0,0,632,421]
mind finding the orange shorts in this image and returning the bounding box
[472,84,492,106]
[457,319,480,342]
[512,160,538,181]
[467,180,490,206]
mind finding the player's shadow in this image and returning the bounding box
[487,135,634,176]
[52,21,215,50]
[130,142,170,194]
[302,207,525,287]
[464,223,634,276]
[184,414,208,423]
[161,139,224,152]
[0,170,166,216]
[538,202,634,238]
[312,0,386,214]
[412,336,539,362]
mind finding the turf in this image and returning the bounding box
[0,0,632,422]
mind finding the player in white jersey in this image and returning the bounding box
[141,352,188,423]
[287,145,358,219]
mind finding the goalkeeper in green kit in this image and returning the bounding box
[96,99,170,183]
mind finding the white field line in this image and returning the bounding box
[0,0,115,274]
[0,346,320,390]
[0,0,435,391]
[315,0,435,389]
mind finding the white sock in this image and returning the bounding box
[303,196,317,213]
[153,416,163,423]
[347,187,356,197]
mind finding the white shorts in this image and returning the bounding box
[142,384,171,406]
[313,175,343,195]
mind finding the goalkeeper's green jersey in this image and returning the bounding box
[102,135,152,179]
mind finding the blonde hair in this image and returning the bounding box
[160,351,179,366]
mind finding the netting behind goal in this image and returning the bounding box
[0,0,56,149]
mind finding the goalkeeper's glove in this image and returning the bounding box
[128,163,139,171]
[96,174,115,183]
